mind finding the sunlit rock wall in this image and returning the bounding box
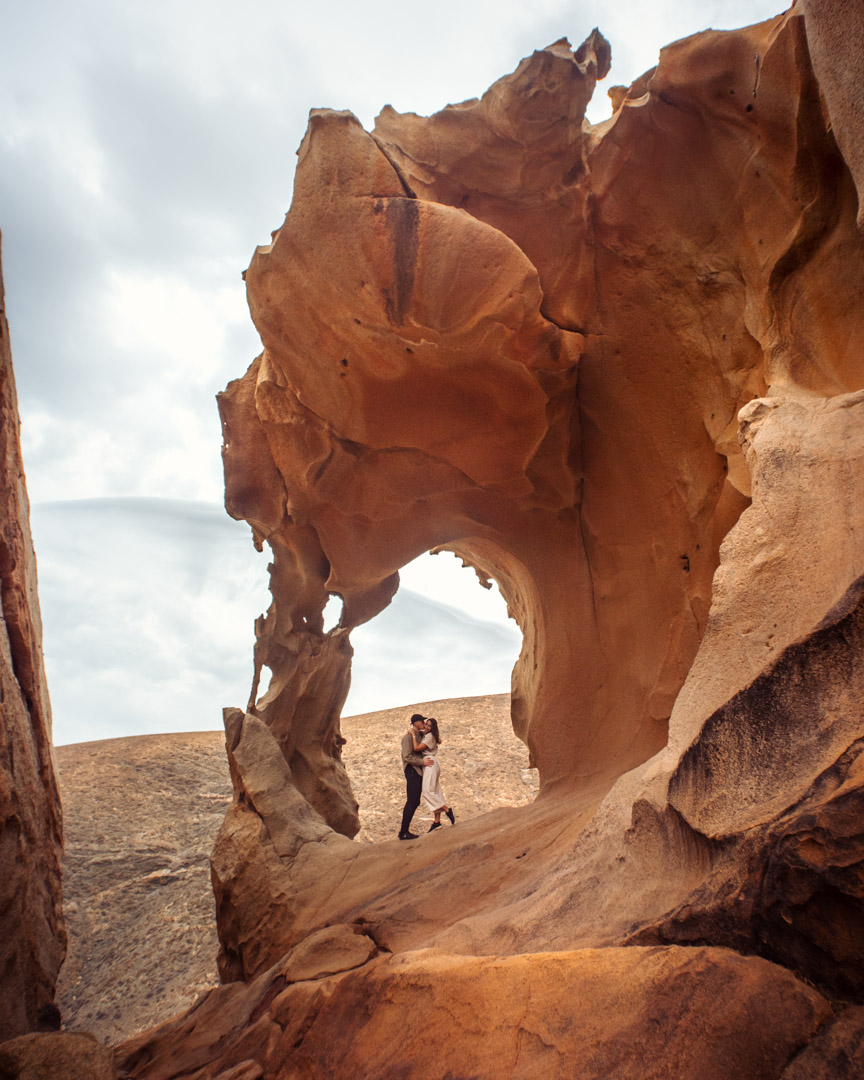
[0,236,65,1039]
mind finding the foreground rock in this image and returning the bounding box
[0,1032,114,1080]
[0,234,65,1040]
[119,944,832,1080]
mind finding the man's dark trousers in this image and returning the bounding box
[400,765,422,835]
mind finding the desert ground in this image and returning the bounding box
[54,693,536,1044]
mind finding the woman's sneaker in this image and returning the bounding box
[428,822,442,831]
[445,808,455,825]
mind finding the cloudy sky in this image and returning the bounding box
[2,0,783,745]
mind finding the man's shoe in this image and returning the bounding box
[399,831,419,840]
[428,822,442,831]
[445,808,455,825]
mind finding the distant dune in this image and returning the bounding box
[54,694,536,1044]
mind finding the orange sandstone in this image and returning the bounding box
[0,235,65,1041]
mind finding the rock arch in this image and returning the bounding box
[216,27,751,819]
[210,6,864,1001]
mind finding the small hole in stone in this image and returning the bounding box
[323,593,344,632]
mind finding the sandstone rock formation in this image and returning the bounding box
[0,235,65,1042]
[0,1031,115,1080]
[111,2,864,1075]
[120,944,832,1080]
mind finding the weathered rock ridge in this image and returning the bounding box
[5,1,851,1076]
[0,235,65,1042]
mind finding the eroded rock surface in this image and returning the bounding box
[0,1032,115,1080]
[119,945,831,1080]
[0,235,65,1041]
[117,3,864,1076]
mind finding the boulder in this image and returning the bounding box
[118,945,831,1080]
[0,1032,114,1080]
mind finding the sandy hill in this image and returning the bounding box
[54,693,536,1044]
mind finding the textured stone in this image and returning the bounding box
[117,945,830,1080]
[274,924,377,983]
[626,573,864,999]
[0,235,65,1039]
[799,0,864,230]
[781,1006,864,1079]
[0,1031,114,1080]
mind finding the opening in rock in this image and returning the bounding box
[322,592,344,632]
[339,551,535,843]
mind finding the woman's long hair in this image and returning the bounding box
[427,717,441,745]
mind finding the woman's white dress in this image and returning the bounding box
[420,733,447,812]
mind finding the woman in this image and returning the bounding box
[412,717,456,831]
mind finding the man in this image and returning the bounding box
[399,714,433,840]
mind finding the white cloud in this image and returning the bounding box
[345,588,520,718]
[399,551,514,627]
[101,271,240,380]
[32,499,268,744]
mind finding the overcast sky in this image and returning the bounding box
[2,0,784,744]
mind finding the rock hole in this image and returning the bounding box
[323,593,344,632]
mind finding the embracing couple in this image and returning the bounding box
[398,713,456,840]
